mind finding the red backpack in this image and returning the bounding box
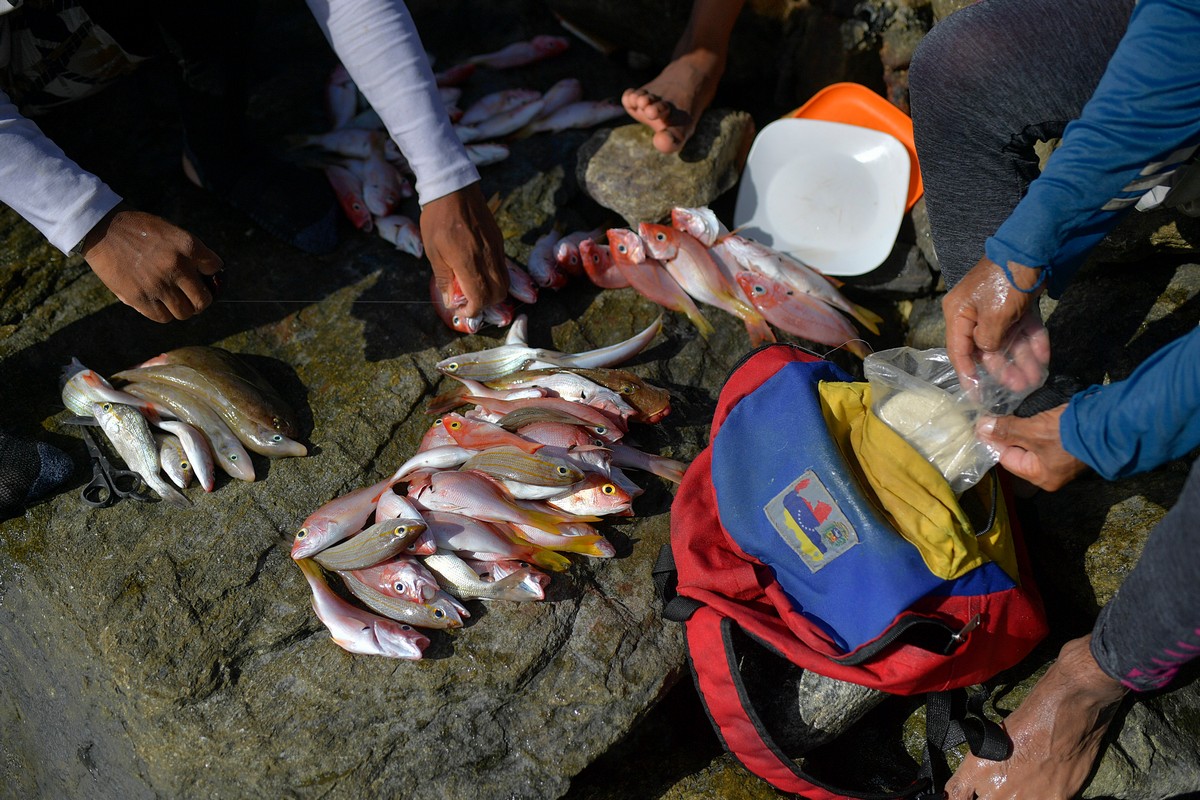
[656,344,1048,798]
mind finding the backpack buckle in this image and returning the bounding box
[944,614,982,653]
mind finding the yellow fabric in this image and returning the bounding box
[817,381,1019,582]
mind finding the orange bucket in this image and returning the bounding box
[788,83,923,212]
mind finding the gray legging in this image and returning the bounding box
[909,0,1200,692]
[908,0,1135,287]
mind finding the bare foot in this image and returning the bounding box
[622,46,725,154]
[946,636,1128,800]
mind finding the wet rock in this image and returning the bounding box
[577,110,755,227]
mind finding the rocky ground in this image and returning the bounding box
[2,1,1199,799]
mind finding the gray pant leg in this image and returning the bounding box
[908,0,1134,287]
[1091,459,1200,692]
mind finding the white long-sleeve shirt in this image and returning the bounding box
[0,0,477,254]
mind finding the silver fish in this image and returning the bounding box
[92,401,189,507]
[312,517,428,572]
[422,550,542,601]
[339,570,464,629]
[155,433,193,490]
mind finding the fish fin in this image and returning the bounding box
[684,306,715,338]
[744,316,777,348]
[527,548,573,572]
[846,302,884,335]
[425,385,469,415]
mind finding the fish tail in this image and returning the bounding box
[527,548,573,572]
[684,306,715,339]
[847,302,884,335]
[744,315,777,348]
[148,474,191,507]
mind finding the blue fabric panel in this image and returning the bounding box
[712,360,948,652]
[935,559,1015,597]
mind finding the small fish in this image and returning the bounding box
[413,472,597,538]
[553,229,604,279]
[464,143,510,168]
[348,555,442,603]
[470,98,546,140]
[526,229,566,289]
[608,228,713,338]
[735,269,871,358]
[155,419,216,493]
[358,141,408,217]
[460,88,542,126]
[324,163,374,232]
[388,445,474,484]
[290,128,381,159]
[419,509,572,572]
[544,473,633,516]
[535,77,584,119]
[467,35,569,69]
[312,517,428,572]
[440,412,543,454]
[422,550,542,601]
[339,570,464,629]
[430,275,482,334]
[292,477,396,560]
[435,313,663,381]
[608,442,688,484]
[463,557,549,600]
[156,433,193,490]
[523,100,626,135]
[640,223,775,347]
[482,300,515,328]
[505,258,539,304]
[326,63,358,129]
[92,401,189,507]
[670,206,728,247]
[377,214,423,257]
[504,521,616,557]
[462,395,625,441]
[61,358,170,420]
[296,558,429,660]
[578,239,628,289]
[461,445,583,486]
[434,62,476,87]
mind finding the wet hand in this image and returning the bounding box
[82,205,223,323]
[976,406,1086,491]
[420,182,508,318]
[943,257,1050,395]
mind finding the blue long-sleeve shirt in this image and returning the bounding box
[984,0,1200,297]
[1062,326,1200,479]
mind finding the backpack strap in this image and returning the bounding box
[684,605,932,800]
[653,543,702,622]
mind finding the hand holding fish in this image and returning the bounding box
[941,256,1050,395]
[420,183,509,317]
[81,205,224,323]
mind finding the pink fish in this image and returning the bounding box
[578,239,629,289]
[377,214,423,257]
[535,78,583,119]
[467,35,569,69]
[357,143,408,217]
[524,100,627,135]
[420,510,571,573]
[460,88,542,126]
[511,420,603,449]
[607,442,688,484]
[501,520,616,557]
[554,228,604,278]
[607,228,713,337]
[670,206,728,247]
[505,258,539,304]
[463,395,626,441]
[434,62,476,86]
[349,555,442,603]
[430,275,481,334]
[482,300,515,328]
[735,270,871,358]
[526,229,567,289]
[639,223,775,346]
[323,164,373,232]
[292,476,397,560]
[464,143,510,167]
[326,63,358,129]
[440,412,542,454]
[470,98,546,140]
[413,473,598,538]
[543,473,633,517]
[295,558,429,660]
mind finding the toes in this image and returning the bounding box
[652,129,684,155]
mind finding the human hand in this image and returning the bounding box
[82,205,223,323]
[420,182,508,318]
[943,257,1051,397]
[976,406,1087,491]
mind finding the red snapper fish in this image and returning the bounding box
[524,100,627,135]
[324,164,373,232]
[296,558,430,660]
[553,228,604,278]
[639,222,775,346]
[377,214,423,257]
[535,78,583,119]
[607,228,713,337]
[292,477,396,560]
[578,239,628,289]
[413,471,598,538]
[527,229,567,289]
[505,258,539,304]
[460,88,542,126]
[734,270,871,358]
[670,206,728,247]
[434,62,476,87]
[430,275,481,335]
[467,35,569,69]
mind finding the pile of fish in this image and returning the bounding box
[60,346,307,506]
[292,315,686,660]
[291,33,624,259]
[530,207,884,358]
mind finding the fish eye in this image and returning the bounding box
[655,232,666,242]
[432,608,446,619]
[621,385,636,394]
[753,284,766,295]
[452,315,461,324]
[616,244,627,254]
[229,454,239,461]
[401,624,414,631]
[593,425,608,435]
[296,527,308,539]
[448,420,461,430]
[101,402,112,411]
[434,418,443,426]
[394,582,405,593]
[180,461,189,470]
[352,201,363,212]
[557,466,570,475]
[603,484,617,495]
[592,438,604,446]
[445,362,460,372]
[272,434,282,442]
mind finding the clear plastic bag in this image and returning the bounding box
[864,347,1042,493]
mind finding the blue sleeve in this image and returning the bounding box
[985,0,1200,297]
[1061,326,1200,479]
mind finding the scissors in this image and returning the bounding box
[72,422,155,508]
